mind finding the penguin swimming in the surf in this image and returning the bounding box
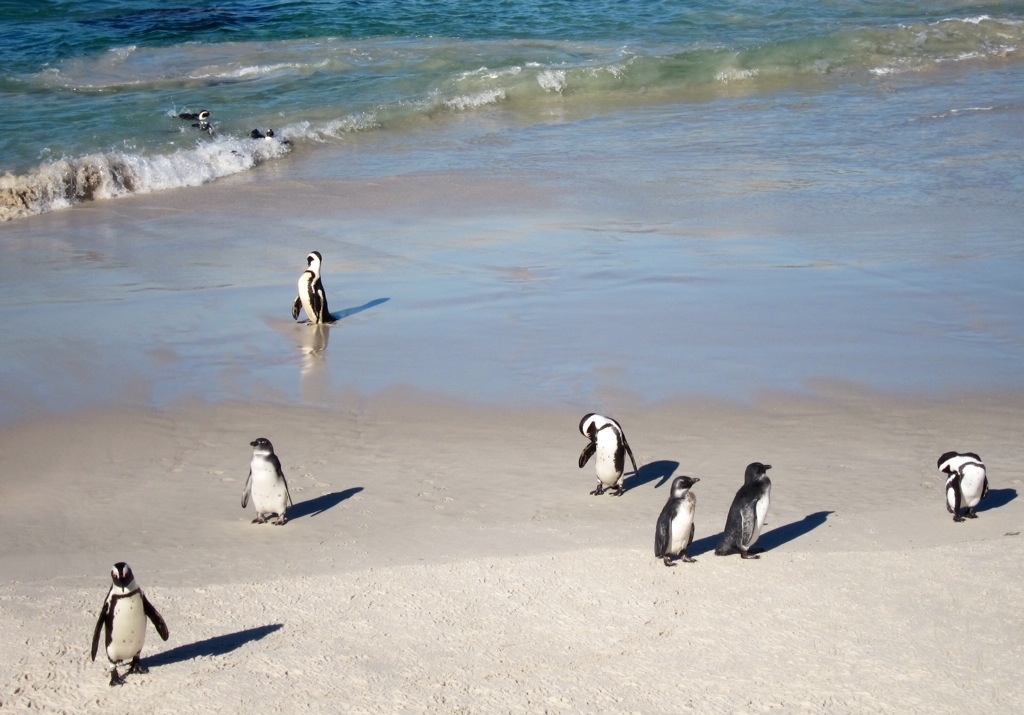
[178,109,210,122]
[577,413,638,496]
[654,475,700,566]
[178,109,212,133]
[292,250,337,324]
[251,128,292,145]
[90,562,169,686]
[242,437,294,525]
[938,451,989,522]
[715,462,772,559]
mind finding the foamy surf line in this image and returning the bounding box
[0,134,292,222]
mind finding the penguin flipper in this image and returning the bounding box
[578,441,596,469]
[685,522,695,552]
[91,599,109,661]
[141,593,170,641]
[269,454,293,508]
[242,470,252,509]
[292,295,302,321]
[982,475,990,501]
[654,508,671,558]
[622,437,639,474]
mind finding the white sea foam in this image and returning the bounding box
[444,88,506,111]
[0,135,291,222]
[537,69,567,93]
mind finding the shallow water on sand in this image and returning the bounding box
[1,62,1022,422]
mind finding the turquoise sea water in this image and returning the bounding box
[2,0,1023,220]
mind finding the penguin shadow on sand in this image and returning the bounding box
[621,460,679,493]
[288,486,363,520]
[328,297,389,323]
[144,624,283,669]
[978,487,1017,513]
[688,510,834,558]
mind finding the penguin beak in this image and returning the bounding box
[250,440,258,447]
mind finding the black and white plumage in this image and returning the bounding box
[178,109,210,122]
[177,109,212,132]
[578,413,638,496]
[242,437,294,525]
[291,251,337,324]
[90,562,169,686]
[938,451,989,522]
[715,462,772,559]
[654,476,700,566]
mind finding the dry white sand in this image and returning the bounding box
[2,388,1022,712]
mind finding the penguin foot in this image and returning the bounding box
[965,510,978,519]
[611,487,624,497]
[680,555,696,563]
[127,656,148,675]
[662,557,676,567]
[109,668,125,686]
[953,514,965,523]
[274,516,288,526]
[590,486,605,496]
[740,551,761,559]
[253,515,268,524]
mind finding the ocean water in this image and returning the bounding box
[0,1,1022,421]
[2,0,1023,220]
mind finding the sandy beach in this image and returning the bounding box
[1,386,1022,712]
[2,44,1023,712]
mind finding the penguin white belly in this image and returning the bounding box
[668,505,695,554]
[747,489,771,548]
[250,461,288,515]
[959,466,986,507]
[107,593,146,663]
[595,449,621,487]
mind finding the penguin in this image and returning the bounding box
[250,128,275,139]
[177,109,212,133]
[654,476,700,565]
[938,451,989,522]
[91,562,169,686]
[292,251,337,324]
[577,414,636,496]
[178,109,210,122]
[715,462,772,559]
[581,411,634,479]
[242,437,294,525]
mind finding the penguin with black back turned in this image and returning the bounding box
[91,562,169,686]
[938,451,989,522]
[715,462,772,559]
[292,251,337,324]
[655,475,700,565]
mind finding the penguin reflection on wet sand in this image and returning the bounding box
[938,451,989,522]
[716,462,772,559]
[243,438,294,525]
[292,250,337,324]
[655,476,700,565]
[578,413,639,496]
[91,562,169,686]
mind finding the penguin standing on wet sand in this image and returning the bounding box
[91,562,169,686]
[578,413,638,496]
[655,476,700,565]
[715,462,772,559]
[938,451,989,522]
[292,250,337,324]
[243,437,294,525]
